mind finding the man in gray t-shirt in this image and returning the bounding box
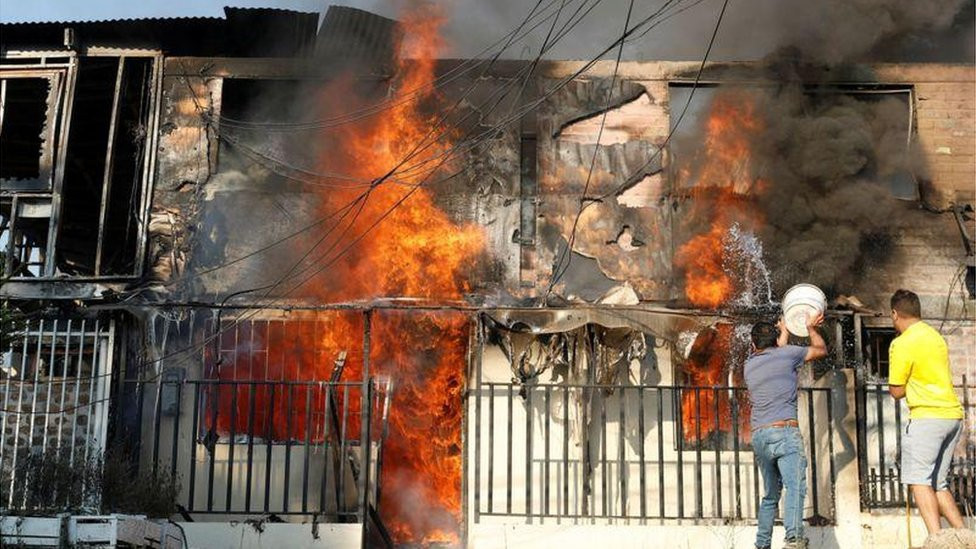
[744,315,827,549]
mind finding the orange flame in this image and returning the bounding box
[675,90,764,309]
[680,324,751,445]
[211,4,478,545]
[675,90,765,445]
[308,5,477,545]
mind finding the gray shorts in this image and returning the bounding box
[901,418,963,490]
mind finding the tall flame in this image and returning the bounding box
[210,4,479,545]
[675,90,765,446]
[675,91,764,309]
[308,5,479,545]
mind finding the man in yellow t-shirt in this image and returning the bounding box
[887,289,965,537]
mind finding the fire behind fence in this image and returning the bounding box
[473,382,837,523]
[113,376,393,520]
[858,380,975,514]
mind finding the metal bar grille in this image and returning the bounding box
[0,318,114,511]
[858,380,975,514]
[474,382,837,522]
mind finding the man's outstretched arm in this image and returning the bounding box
[804,312,828,362]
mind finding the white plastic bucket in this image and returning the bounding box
[782,283,827,337]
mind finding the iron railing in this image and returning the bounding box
[0,318,115,510]
[112,377,393,520]
[857,379,974,513]
[473,382,837,523]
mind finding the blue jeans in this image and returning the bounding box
[752,426,807,548]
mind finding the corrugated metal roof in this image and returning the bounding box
[315,6,401,71]
[0,15,224,27]
[0,7,320,58]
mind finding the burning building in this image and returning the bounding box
[0,3,974,549]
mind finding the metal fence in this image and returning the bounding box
[0,318,115,510]
[858,379,975,513]
[473,382,837,523]
[113,377,393,521]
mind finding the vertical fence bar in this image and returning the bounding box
[69,319,86,467]
[807,390,819,517]
[0,319,18,490]
[188,383,201,511]
[474,318,483,521]
[0,319,22,474]
[338,384,350,515]
[41,319,59,457]
[24,319,45,501]
[301,383,312,513]
[827,387,836,517]
[618,387,626,517]
[488,384,495,514]
[562,385,569,517]
[206,383,219,512]
[359,309,372,525]
[244,381,257,512]
[732,388,742,519]
[894,389,904,503]
[963,376,972,512]
[226,382,238,512]
[694,387,703,518]
[319,384,329,513]
[600,390,608,517]
[170,378,183,486]
[56,319,73,455]
[638,387,646,519]
[283,384,293,513]
[263,383,275,513]
[657,387,665,518]
[323,383,335,512]
[525,387,533,517]
[506,383,513,515]
[875,385,886,503]
[544,385,551,516]
[151,378,164,479]
[714,388,722,518]
[6,319,33,506]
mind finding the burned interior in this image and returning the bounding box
[0,3,974,549]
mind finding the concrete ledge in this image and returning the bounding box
[178,522,361,549]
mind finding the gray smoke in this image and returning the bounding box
[342,0,972,62]
[682,80,924,297]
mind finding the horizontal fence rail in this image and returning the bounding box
[473,383,836,523]
[859,379,974,514]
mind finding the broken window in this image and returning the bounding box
[56,56,156,276]
[1,55,157,280]
[0,196,51,277]
[0,73,62,191]
[863,327,896,379]
[669,84,916,200]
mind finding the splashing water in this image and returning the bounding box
[723,223,774,310]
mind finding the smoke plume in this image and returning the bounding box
[349,0,972,63]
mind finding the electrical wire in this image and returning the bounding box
[112,0,713,374]
[545,0,636,301]
[544,0,731,299]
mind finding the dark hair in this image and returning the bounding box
[751,321,779,350]
[890,289,921,318]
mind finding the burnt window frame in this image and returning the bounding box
[0,50,162,281]
[666,82,918,201]
[0,69,64,191]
